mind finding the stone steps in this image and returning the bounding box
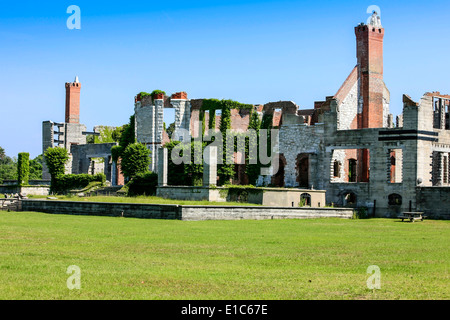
[0,199,20,211]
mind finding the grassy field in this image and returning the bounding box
[27,194,260,206]
[0,211,448,300]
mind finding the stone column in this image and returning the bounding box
[440,99,446,130]
[203,146,217,187]
[42,121,54,180]
[158,147,168,186]
[111,161,117,186]
[103,156,111,183]
[171,99,191,142]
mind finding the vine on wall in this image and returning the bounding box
[17,152,30,186]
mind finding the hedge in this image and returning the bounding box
[53,173,106,193]
[126,172,158,196]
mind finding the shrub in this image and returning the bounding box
[150,90,166,98]
[120,143,151,180]
[44,147,69,178]
[44,147,69,192]
[353,207,369,219]
[225,185,258,203]
[126,172,158,196]
[53,173,105,193]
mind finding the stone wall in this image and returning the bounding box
[156,186,225,202]
[278,123,324,188]
[70,142,116,181]
[0,185,50,196]
[157,186,326,208]
[22,199,181,219]
[248,188,326,207]
[21,199,354,221]
[337,77,359,130]
[416,187,450,219]
[181,206,353,221]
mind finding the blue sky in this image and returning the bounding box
[1,0,449,158]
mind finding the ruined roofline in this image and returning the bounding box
[333,65,358,104]
[403,94,419,107]
[424,91,450,99]
[403,92,450,108]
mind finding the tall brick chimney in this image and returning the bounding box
[65,76,81,124]
[355,11,384,129]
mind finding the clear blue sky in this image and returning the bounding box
[1,0,449,158]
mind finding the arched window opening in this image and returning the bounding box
[388,194,402,206]
[300,193,311,207]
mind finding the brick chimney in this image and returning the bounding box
[65,76,81,124]
[355,11,384,129]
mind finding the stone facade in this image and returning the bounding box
[42,78,120,184]
[135,13,450,218]
[40,13,450,218]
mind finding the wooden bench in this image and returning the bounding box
[398,212,426,222]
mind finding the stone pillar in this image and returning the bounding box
[42,121,54,180]
[171,96,191,142]
[203,146,217,187]
[103,156,111,183]
[111,161,117,186]
[158,147,168,186]
[440,99,446,130]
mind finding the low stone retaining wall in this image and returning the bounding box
[0,185,50,196]
[157,186,225,202]
[180,206,353,221]
[156,186,327,207]
[21,199,181,219]
[21,199,353,221]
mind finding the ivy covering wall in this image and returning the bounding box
[17,152,30,186]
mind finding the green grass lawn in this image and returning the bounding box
[0,211,448,300]
[27,194,260,206]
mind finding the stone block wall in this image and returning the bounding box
[278,123,324,188]
[21,199,354,221]
[416,187,450,219]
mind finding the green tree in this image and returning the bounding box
[111,126,125,142]
[17,152,30,186]
[111,115,136,163]
[44,147,69,191]
[165,122,175,140]
[29,155,43,180]
[218,103,234,185]
[0,146,5,161]
[120,143,150,181]
[0,147,17,184]
[0,158,17,184]
[94,126,117,143]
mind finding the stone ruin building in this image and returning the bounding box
[42,12,450,218]
[42,77,121,185]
